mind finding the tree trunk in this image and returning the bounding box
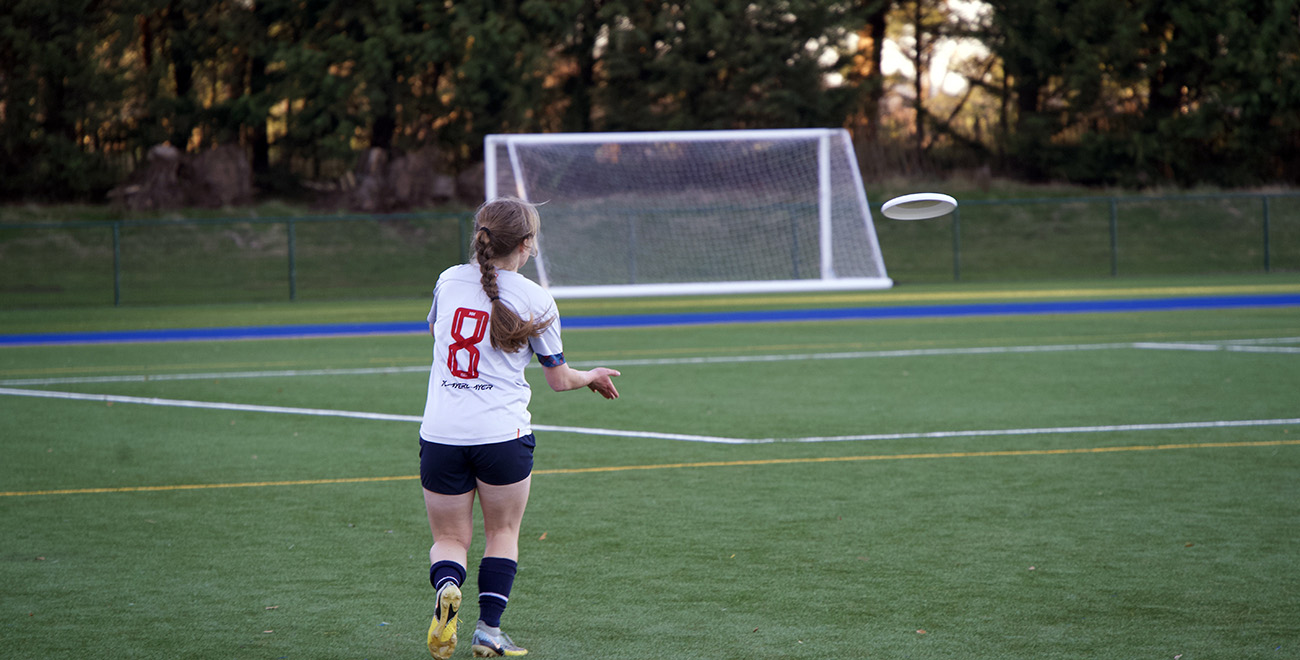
[166,1,194,147]
[861,0,889,142]
[249,54,270,175]
[911,1,926,157]
[563,0,600,133]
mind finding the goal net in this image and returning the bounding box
[484,129,892,298]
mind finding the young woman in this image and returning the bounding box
[419,197,621,658]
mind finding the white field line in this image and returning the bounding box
[1132,342,1300,354]
[1220,336,1300,345]
[0,365,432,387]
[566,342,1134,368]
[5,340,1294,387]
[0,387,422,423]
[771,418,1300,444]
[0,386,736,443]
[1131,342,1224,352]
[6,337,1296,387]
[0,342,1137,387]
[1,386,1296,446]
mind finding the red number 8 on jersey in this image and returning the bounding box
[447,307,489,379]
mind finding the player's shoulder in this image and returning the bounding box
[436,263,479,285]
[498,270,556,309]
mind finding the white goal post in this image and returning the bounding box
[484,129,892,298]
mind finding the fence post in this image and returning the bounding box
[112,221,122,307]
[287,218,297,301]
[459,214,471,264]
[951,207,962,282]
[1108,198,1119,277]
[1262,195,1272,273]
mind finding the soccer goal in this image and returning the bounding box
[484,129,892,298]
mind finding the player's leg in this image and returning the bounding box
[473,476,530,657]
[421,440,477,659]
[471,434,534,561]
[478,475,529,560]
[425,487,475,567]
[470,437,534,657]
[423,487,474,660]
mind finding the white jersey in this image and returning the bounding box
[419,264,565,446]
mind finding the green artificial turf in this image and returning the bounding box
[2,294,1298,659]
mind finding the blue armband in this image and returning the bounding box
[537,353,565,368]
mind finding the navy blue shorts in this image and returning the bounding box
[419,435,536,495]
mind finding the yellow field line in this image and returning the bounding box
[534,439,1300,473]
[4,438,1296,498]
[0,475,417,497]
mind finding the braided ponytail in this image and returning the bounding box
[473,198,553,353]
[476,226,502,302]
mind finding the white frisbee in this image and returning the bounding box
[881,192,958,220]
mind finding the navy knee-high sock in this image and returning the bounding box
[430,560,466,592]
[477,557,518,628]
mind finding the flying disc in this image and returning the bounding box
[881,192,958,220]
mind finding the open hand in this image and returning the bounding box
[587,367,621,399]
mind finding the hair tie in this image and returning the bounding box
[489,295,500,302]
[477,226,492,238]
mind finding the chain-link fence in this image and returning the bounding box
[2,193,1298,308]
[874,192,1300,284]
[0,212,472,307]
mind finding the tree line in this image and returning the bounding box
[2,0,1298,203]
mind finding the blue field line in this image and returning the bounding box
[565,294,1300,329]
[3,293,1299,347]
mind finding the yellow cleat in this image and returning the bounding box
[427,583,461,660]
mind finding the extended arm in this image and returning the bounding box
[542,363,621,399]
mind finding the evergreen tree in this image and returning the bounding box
[2,0,1297,200]
[439,0,554,159]
[1138,0,1300,184]
[596,0,861,131]
[0,0,133,199]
